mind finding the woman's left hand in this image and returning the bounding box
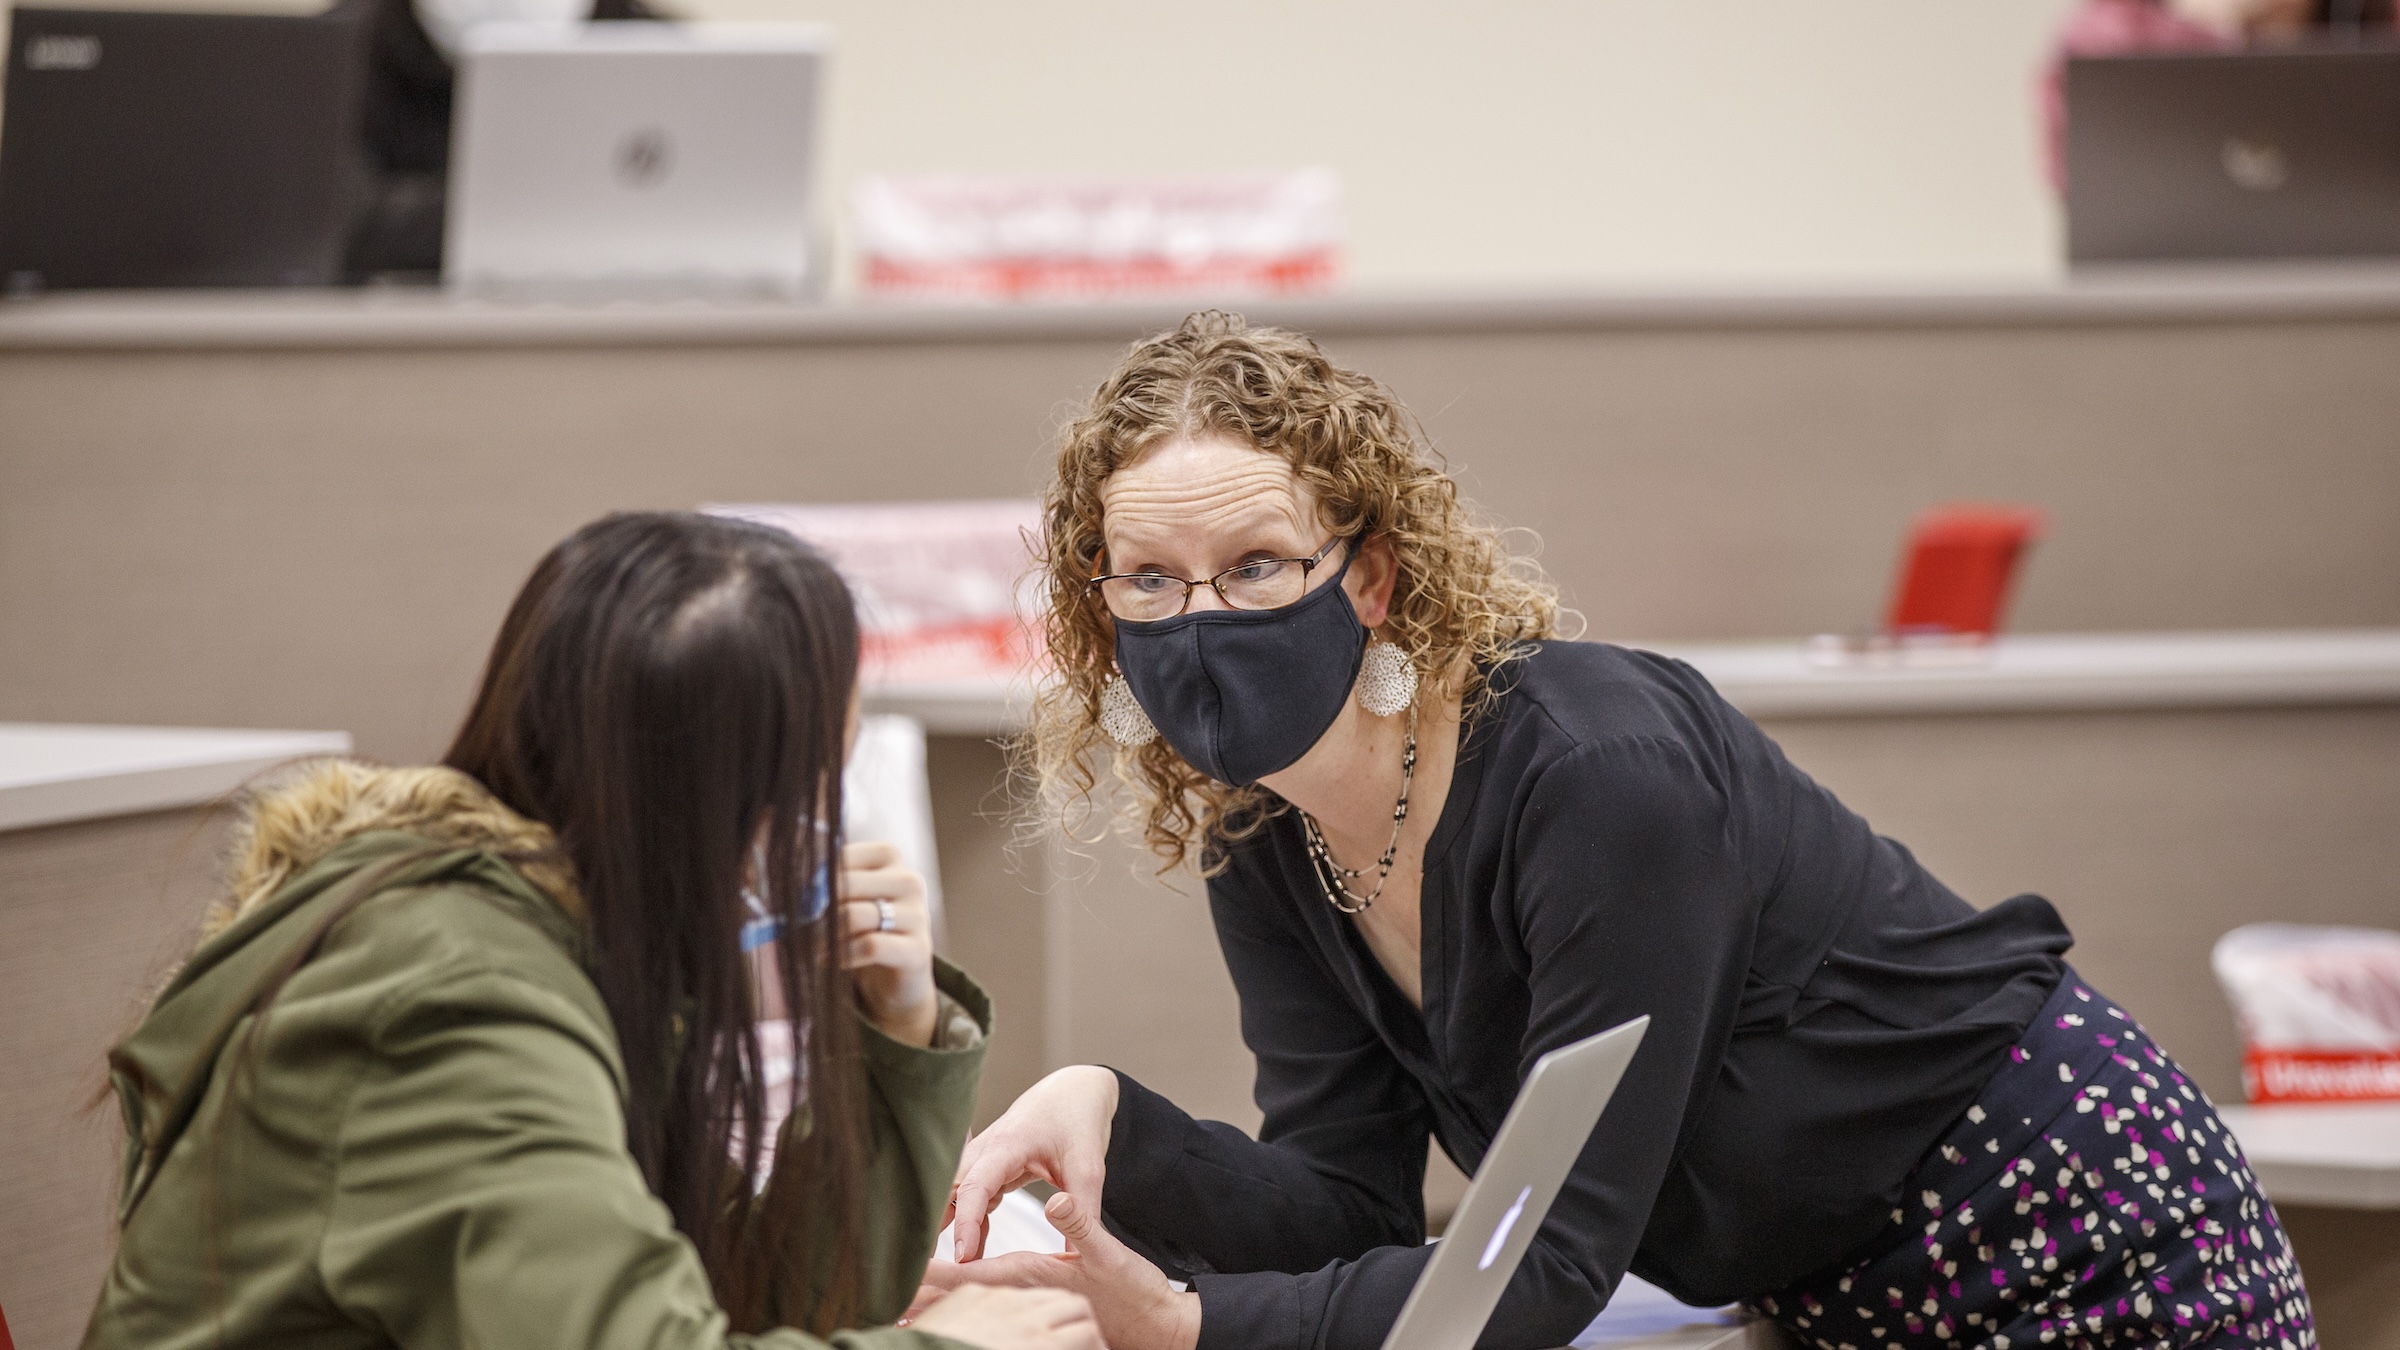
[913,1191,1201,1350]
[839,840,938,1046]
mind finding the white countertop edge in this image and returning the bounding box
[1670,629,2400,720]
[0,724,354,832]
[2216,1103,2400,1210]
[2238,1157,2400,1210]
[864,630,2400,737]
[9,264,2400,350]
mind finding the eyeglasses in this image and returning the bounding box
[1090,536,1346,621]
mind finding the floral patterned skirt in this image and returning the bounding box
[1749,969,2315,1349]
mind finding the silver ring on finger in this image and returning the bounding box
[876,898,898,933]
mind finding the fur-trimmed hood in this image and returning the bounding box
[109,759,595,1228]
[205,758,581,939]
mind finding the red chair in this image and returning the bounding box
[1885,505,2046,638]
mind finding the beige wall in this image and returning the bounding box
[0,2,2083,290]
[697,0,2082,293]
[4,313,2396,761]
[1317,319,2400,641]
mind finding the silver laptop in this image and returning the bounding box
[1382,1016,1649,1350]
[446,21,827,295]
[2065,46,2400,265]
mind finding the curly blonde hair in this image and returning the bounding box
[1021,311,1566,874]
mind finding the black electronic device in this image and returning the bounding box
[0,5,373,291]
[2066,45,2400,264]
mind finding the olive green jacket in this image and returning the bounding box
[82,766,984,1350]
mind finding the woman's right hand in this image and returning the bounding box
[906,1284,1102,1350]
[947,1065,1121,1262]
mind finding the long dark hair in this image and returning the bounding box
[445,511,866,1333]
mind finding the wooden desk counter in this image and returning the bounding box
[0,724,349,1350]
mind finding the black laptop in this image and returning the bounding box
[0,6,373,291]
[2065,45,2400,264]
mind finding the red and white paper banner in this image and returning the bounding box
[854,170,1342,302]
[2214,924,2400,1103]
[711,499,1043,688]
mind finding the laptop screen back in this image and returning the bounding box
[0,6,370,291]
[1380,1017,1649,1350]
[2066,46,2400,264]
[446,22,827,293]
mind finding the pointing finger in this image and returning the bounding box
[952,1182,991,1260]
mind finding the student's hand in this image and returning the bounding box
[839,840,938,1047]
[905,1283,1104,1350]
[919,1192,1200,1350]
[946,1065,1119,1261]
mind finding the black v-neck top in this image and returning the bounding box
[1097,641,2072,1350]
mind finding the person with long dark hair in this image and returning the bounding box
[80,512,1100,1350]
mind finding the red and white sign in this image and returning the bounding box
[853,170,1342,302]
[2214,924,2400,1104]
[711,500,1043,688]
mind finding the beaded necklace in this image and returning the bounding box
[1297,705,1418,914]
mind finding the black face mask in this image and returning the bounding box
[1112,549,1368,787]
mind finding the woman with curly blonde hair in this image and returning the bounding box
[926,314,2313,1350]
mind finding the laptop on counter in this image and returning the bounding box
[2065,45,2400,265]
[1382,1017,1648,1350]
[445,21,828,296]
[0,6,372,291]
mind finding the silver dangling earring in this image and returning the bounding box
[1356,639,1419,718]
[1099,672,1159,747]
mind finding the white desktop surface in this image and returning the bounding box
[2217,1101,2400,1210]
[862,630,2400,736]
[1573,1276,1786,1349]
[0,722,352,832]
